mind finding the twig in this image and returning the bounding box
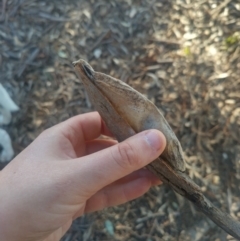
[136,211,165,223]
[146,62,173,71]
[147,158,240,239]
[211,0,232,20]
[149,38,180,46]
[9,0,26,18]
[38,12,75,22]
[17,48,39,77]
[89,30,111,51]
[0,0,7,22]
[20,11,78,22]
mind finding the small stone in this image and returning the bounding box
[93,48,102,59]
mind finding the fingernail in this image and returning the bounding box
[144,130,163,151]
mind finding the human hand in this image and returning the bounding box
[0,112,166,241]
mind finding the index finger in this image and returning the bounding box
[51,111,113,143]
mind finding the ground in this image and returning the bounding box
[0,0,240,240]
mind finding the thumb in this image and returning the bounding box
[70,129,166,194]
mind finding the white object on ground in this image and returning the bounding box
[0,84,19,112]
[0,106,12,125]
[0,84,19,162]
[0,128,14,162]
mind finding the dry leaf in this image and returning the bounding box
[73,59,185,172]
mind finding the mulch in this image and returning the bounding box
[0,0,240,240]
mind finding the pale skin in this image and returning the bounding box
[0,112,166,241]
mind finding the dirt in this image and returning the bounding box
[0,0,240,240]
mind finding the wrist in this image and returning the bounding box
[0,173,22,241]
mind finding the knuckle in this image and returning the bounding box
[120,187,129,203]
[113,142,140,169]
[100,190,111,209]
